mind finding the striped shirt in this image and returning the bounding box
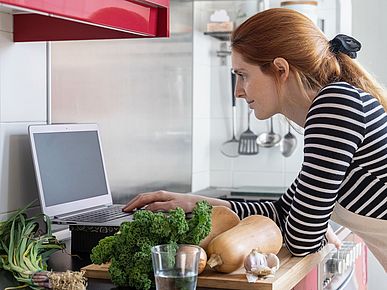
[230,82,387,256]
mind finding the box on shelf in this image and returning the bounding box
[206,21,234,32]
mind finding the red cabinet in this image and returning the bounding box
[0,0,169,41]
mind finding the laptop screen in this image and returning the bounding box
[29,124,113,217]
[33,130,109,206]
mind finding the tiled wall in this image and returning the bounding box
[0,12,46,217]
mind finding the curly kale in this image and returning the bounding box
[90,200,212,290]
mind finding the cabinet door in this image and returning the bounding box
[292,266,318,290]
[1,0,170,41]
[354,236,368,290]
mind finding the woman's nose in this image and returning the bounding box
[235,77,245,99]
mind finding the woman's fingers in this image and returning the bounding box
[326,224,342,249]
[145,201,177,212]
[122,191,173,212]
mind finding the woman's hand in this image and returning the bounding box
[326,224,342,249]
[122,190,231,213]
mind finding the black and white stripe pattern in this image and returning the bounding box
[230,82,387,256]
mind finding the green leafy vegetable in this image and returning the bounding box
[0,201,65,289]
[91,200,212,290]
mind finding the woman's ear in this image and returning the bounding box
[272,57,290,82]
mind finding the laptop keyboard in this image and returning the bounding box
[62,205,130,223]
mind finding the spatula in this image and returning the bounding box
[238,107,259,155]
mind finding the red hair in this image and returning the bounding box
[231,8,387,108]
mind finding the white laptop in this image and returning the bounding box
[28,123,133,226]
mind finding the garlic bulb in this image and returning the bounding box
[244,249,268,272]
[266,253,280,272]
[244,249,281,280]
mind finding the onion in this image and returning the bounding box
[176,245,207,274]
[197,247,207,274]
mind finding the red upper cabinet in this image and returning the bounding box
[0,0,170,42]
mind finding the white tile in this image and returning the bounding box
[0,34,46,122]
[193,2,212,66]
[0,122,42,214]
[210,119,235,170]
[318,9,337,39]
[233,146,285,172]
[318,0,336,11]
[0,12,12,33]
[192,118,210,173]
[193,64,211,118]
[233,171,286,188]
[284,172,298,187]
[210,170,233,188]
[191,171,210,192]
[193,31,212,66]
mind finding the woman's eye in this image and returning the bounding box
[238,73,246,80]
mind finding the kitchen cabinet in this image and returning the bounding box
[0,0,169,41]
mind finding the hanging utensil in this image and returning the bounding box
[220,71,239,158]
[238,107,259,155]
[280,120,298,157]
[256,117,281,148]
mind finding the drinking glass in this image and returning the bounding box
[151,244,201,290]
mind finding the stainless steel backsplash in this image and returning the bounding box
[50,0,193,203]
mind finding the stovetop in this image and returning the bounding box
[216,193,279,203]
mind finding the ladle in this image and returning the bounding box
[256,117,281,148]
[280,121,298,157]
[220,71,239,158]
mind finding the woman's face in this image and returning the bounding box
[231,51,280,120]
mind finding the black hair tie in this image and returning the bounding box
[329,34,361,59]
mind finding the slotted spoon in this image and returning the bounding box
[238,107,259,155]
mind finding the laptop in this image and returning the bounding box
[28,123,133,226]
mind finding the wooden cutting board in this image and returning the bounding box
[197,247,292,290]
[81,247,292,286]
[81,262,111,280]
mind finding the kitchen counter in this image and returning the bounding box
[0,187,349,289]
[0,226,351,290]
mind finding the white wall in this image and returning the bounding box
[0,12,46,218]
[191,1,212,192]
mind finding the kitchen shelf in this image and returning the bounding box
[204,31,231,41]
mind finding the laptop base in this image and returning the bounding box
[70,224,119,254]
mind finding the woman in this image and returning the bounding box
[123,8,387,270]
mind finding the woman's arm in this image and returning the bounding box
[122,190,231,213]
